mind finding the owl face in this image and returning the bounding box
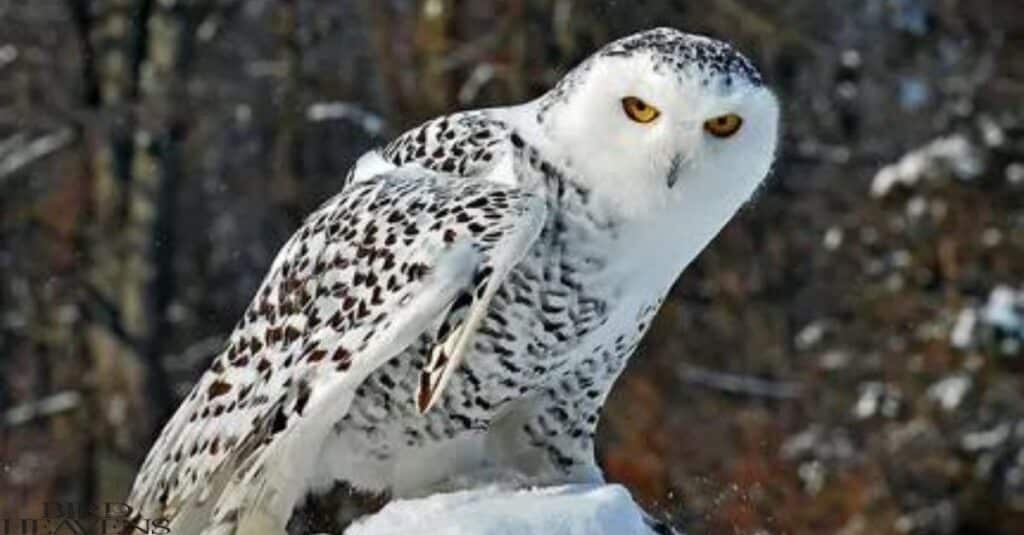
[537,28,779,234]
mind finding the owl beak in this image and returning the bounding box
[666,153,684,188]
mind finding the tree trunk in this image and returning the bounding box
[271,0,305,217]
[70,0,201,504]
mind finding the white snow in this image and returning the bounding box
[823,226,844,251]
[795,320,826,350]
[343,484,661,535]
[870,134,982,197]
[1006,162,1024,184]
[982,285,1024,335]
[961,423,1011,452]
[946,286,1024,351]
[927,374,972,411]
[950,307,977,349]
[853,382,902,419]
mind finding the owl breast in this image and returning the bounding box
[319,218,662,494]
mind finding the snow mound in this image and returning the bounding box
[344,484,661,535]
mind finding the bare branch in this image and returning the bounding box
[0,128,76,184]
[0,132,29,160]
[438,31,506,73]
[306,102,388,136]
[458,63,498,106]
[678,364,803,400]
[3,391,83,428]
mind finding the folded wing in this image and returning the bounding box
[126,168,546,534]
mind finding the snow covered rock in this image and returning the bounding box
[343,484,663,535]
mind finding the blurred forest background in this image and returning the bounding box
[2,0,1023,533]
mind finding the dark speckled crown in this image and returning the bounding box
[537,28,763,124]
[598,27,763,86]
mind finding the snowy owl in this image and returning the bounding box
[126,27,779,534]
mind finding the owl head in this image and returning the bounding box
[532,28,779,266]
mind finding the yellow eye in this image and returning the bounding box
[704,114,744,138]
[622,97,660,123]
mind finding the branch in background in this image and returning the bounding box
[2,390,83,428]
[0,132,28,159]
[0,43,16,71]
[268,0,306,212]
[438,30,507,73]
[193,0,247,44]
[415,0,455,114]
[163,335,225,373]
[457,63,497,106]
[678,364,803,400]
[361,0,411,119]
[163,335,225,399]
[0,128,76,185]
[306,102,387,137]
[79,281,143,354]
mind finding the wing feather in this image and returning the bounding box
[126,168,546,534]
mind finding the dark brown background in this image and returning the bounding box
[2,1,1023,533]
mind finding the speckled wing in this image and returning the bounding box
[126,168,546,533]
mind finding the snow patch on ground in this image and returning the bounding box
[870,134,983,197]
[343,484,659,535]
[947,285,1024,354]
[983,285,1024,336]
